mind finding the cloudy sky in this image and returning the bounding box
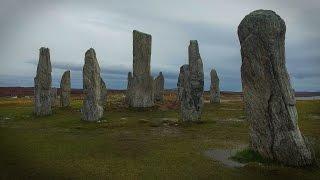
[0,0,319,91]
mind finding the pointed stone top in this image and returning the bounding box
[39,47,49,53]
[159,72,163,76]
[85,48,96,57]
[188,40,202,67]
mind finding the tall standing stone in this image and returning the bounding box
[177,40,204,122]
[34,47,52,116]
[82,48,103,121]
[50,88,58,107]
[210,69,220,103]
[126,30,154,107]
[154,72,164,102]
[60,70,71,107]
[100,78,107,109]
[238,10,313,166]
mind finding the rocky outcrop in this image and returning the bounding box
[177,40,204,122]
[100,78,107,109]
[34,47,52,116]
[238,10,314,166]
[126,30,154,107]
[82,48,103,121]
[210,69,220,103]
[60,70,71,107]
[154,72,164,102]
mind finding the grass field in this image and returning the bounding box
[0,94,319,179]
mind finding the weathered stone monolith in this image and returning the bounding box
[60,70,71,107]
[34,47,52,116]
[210,69,220,103]
[154,72,164,102]
[100,78,107,109]
[238,10,313,166]
[126,30,154,107]
[50,88,58,107]
[82,48,103,121]
[177,40,204,122]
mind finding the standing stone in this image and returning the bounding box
[210,69,220,103]
[154,72,164,102]
[100,78,107,109]
[126,30,154,107]
[60,70,71,107]
[177,40,204,122]
[238,10,313,166]
[50,88,58,107]
[34,47,52,116]
[82,48,103,121]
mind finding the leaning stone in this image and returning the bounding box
[177,40,204,122]
[238,9,314,166]
[154,72,164,102]
[82,48,103,121]
[34,47,52,116]
[210,69,220,103]
[127,30,154,107]
[60,70,71,107]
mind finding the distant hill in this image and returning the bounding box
[0,87,319,97]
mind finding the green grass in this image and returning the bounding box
[0,98,319,179]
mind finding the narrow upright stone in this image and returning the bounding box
[82,48,103,121]
[60,70,71,107]
[154,72,164,102]
[100,78,107,109]
[177,40,204,122]
[238,10,313,166]
[34,47,52,116]
[51,88,58,107]
[126,30,154,107]
[210,69,220,103]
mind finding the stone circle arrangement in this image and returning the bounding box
[32,10,315,167]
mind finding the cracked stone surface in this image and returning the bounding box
[177,40,204,122]
[60,70,71,107]
[154,72,164,102]
[238,10,314,166]
[82,48,103,121]
[210,69,220,103]
[34,47,52,116]
[127,30,154,107]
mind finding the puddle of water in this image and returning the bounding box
[204,148,246,168]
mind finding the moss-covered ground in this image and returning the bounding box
[0,95,319,179]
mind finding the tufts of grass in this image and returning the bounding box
[231,148,272,164]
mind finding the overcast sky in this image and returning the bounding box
[0,0,319,91]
